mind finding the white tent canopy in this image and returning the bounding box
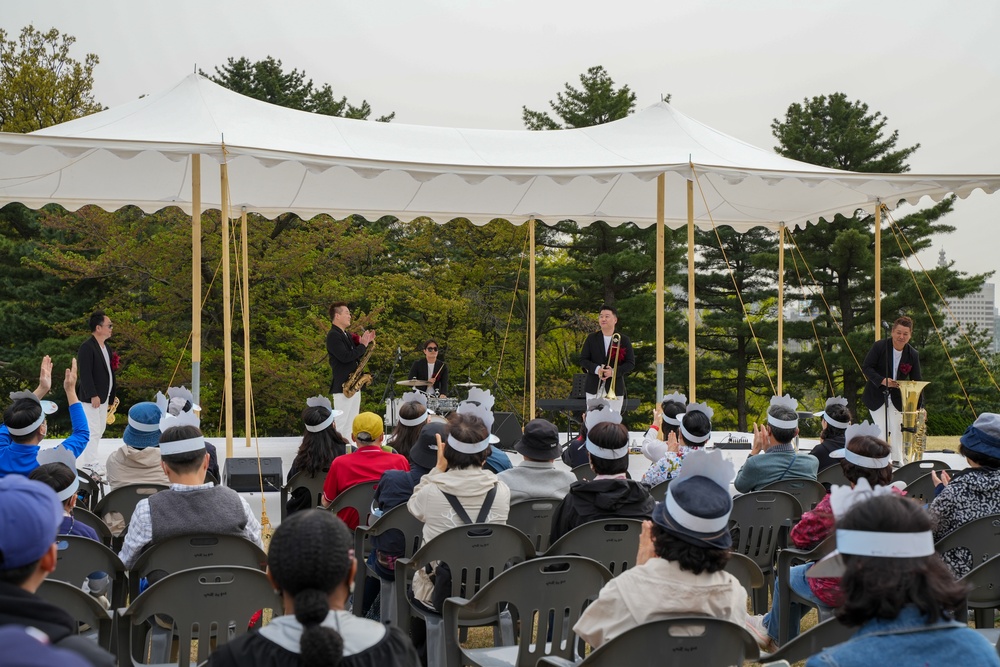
[1,73,997,229]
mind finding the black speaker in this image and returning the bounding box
[492,412,522,450]
[223,457,283,492]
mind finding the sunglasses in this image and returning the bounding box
[425,346,438,351]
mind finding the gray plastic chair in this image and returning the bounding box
[958,552,1000,627]
[72,506,115,548]
[903,470,961,505]
[761,477,828,513]
[571,464,593,482]
[816,464,850,489]
[116,565,281,667]
[892,459,949,486]
[94,483,168,537]
[935,513,1000,578]
[761,617,854,665]
[326,479,379,528]
[353,503,425,620]
[37,578,114,650]
[545,518,643,575]
[538,616,759,667]
[52,535,128,609]
[442,555,612,667]
[647,478,671,502]
[729,490,802,613]
[128,533,267,602]
[723,551,766,603]
[775,535,836,645]
[506,498,559,553]
[279,470,327,520]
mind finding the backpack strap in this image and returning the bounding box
[441,484,498,525]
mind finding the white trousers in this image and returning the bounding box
[585,392,623,414]
[871,402,903,464]
[81,401,108,467]
[333,391,362,437]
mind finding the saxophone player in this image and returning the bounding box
[327,302,376,434]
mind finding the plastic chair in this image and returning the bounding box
[571,464,593,482]
[76,468,104,512]
[723,552,766,603]
[204,470,219,486]
[279,470,327,520]
[729,490,802,613]
[352,503,425,620]
[506,498,559,553]
[892,459,949,486]
[761,477,828,513]
[94,482,168,530]
[957,552,1000,628]
[73,506,115,547]
[545,518,643,575]
[647,478,671,502]
[37,578,114,650]
[775,535,837,645]
[538,616,759,667]
[52,535,128,609]
[761,617,854,665]
[116,565,281,667]
[326,480,379,529]
[128,533,267,602]
[935,513,1000,577]
[442,555,612,667]
[816,464,849,489]
[903,470,961,505]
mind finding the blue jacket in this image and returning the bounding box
[0,402,89,477]
[807,606,1000,667]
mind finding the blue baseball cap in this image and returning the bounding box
[0,475,62,570]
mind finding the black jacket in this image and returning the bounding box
[76,336,116,404]
[407,359,448,394]
[326,326,368,394]
[579,330,636,397]
[809,432,846,473]
[0,581,115,667]
[861,338,922,411]
[549,478,654,543]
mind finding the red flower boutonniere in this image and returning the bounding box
[899,363,912,376]
[110,351,121,372]
[350,333,361,345]
[616,346,627,362]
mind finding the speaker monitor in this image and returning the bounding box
[491,412,522,450]
[223,457,283,492]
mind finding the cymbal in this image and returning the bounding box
[455,381,482,388]
[397,379,432,387]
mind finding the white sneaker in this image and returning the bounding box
[745,614,778,653]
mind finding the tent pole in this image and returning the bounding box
[241,207,251,448]
[191,155,201,405]
[529,218,536,420]
[777,222,785,395]
[874,201,882,341]
[221,159,234,457]
[687,177,696,402]
[656,174,665,401]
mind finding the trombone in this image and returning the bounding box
[596,333,622,400]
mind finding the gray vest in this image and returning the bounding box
[147,486,247,543]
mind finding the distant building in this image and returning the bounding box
[939,249,998,351]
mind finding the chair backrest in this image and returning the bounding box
[327,480,379,528]
[117,565,282,667]
[72,506,114,547]
[893,459,949,486]
[553,617,759,667]
[545,518,643,575]
[729,491,801,574]
[571,464,593,482]
[507,498,560,552]
[962,553,1000,611]
[723,552,766,602]
[76,468,104,512]
[761,617,855,665]
[936,513,1000,571]
[128,533,267,602]
[52,535,128,609]
[443,556,612,667]
[94,482,168,527]
[761,478,828,513]
[37,579,114,650]
[353,503,425,617]
[903,470,962,505]
[647,478,671,502]
[816,464,849,488]
[280,470,327,520]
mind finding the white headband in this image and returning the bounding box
[830,447,891,469]
[679,423,711,444]
[398,411,429,427]
[662,413,681,426]
[57,476,81,502]
[447,434,490,454]
[837,529,935,558]
[768,414,799,429]
[128,416,161,432]
[160,436,207,456]
[305,410,337,433]
[7,413,45,436]
[665,485,730,533]
[822,412,849,430]
[585,438,629,460]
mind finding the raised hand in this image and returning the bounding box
[33,355,53,399]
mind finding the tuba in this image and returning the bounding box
[897,380,930,465]
[342,341,375,398]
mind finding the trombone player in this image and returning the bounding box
[580,304,636,413]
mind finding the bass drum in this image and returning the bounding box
[427,396,459,416]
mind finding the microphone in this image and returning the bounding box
[396,346,402,360]
[882,321,891,331]
[481,366,492,377]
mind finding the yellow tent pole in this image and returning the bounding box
[874,201,882,341]
[241,207,251,448]
[687,177,696,402]
[529,218,536,419]
[656,174,665,400]
[191,154,201,404]
[777,223,785,395]
[220,157,234,457]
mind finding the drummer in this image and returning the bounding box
[408,339,448,396]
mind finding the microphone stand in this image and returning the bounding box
[482,366,522,424]
[882,323,893,463]
[380,348,404,427]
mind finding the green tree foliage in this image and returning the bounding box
[522,65,639,130]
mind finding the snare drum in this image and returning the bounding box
[427,396,459,415]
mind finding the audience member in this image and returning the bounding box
[105,401,169,489]
[207,510,419,667]
[29,462,101,541]
[641,401,712,486]
[387,392,429,461]
[285,397,347,517]
[734,394,819,492]
[574,448,747,648]
[118,422,263,569]
[929,412,1000,577]
[804,493,999,667]
[0,358,88,478]
[0,625,91,667]
[0,475,115,667]
[321,412,408,530]
[550,409,654,543]
[809,397,853,472]
[497,418,576,502]
[640,392,687,462]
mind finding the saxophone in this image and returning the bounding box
[342,341,375,398]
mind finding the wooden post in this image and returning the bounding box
[529,218,536,419]
[777,223,785,395]
[191,155,201,404]
[220,159,234,457]
[874,201,882,341]
[687,178,696,402]
[241,207,251,448]
[656,174,665,401]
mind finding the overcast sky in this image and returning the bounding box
[5,0,999,281]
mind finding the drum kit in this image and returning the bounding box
[391,378,483,418]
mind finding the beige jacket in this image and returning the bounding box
[106,445,170,490]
